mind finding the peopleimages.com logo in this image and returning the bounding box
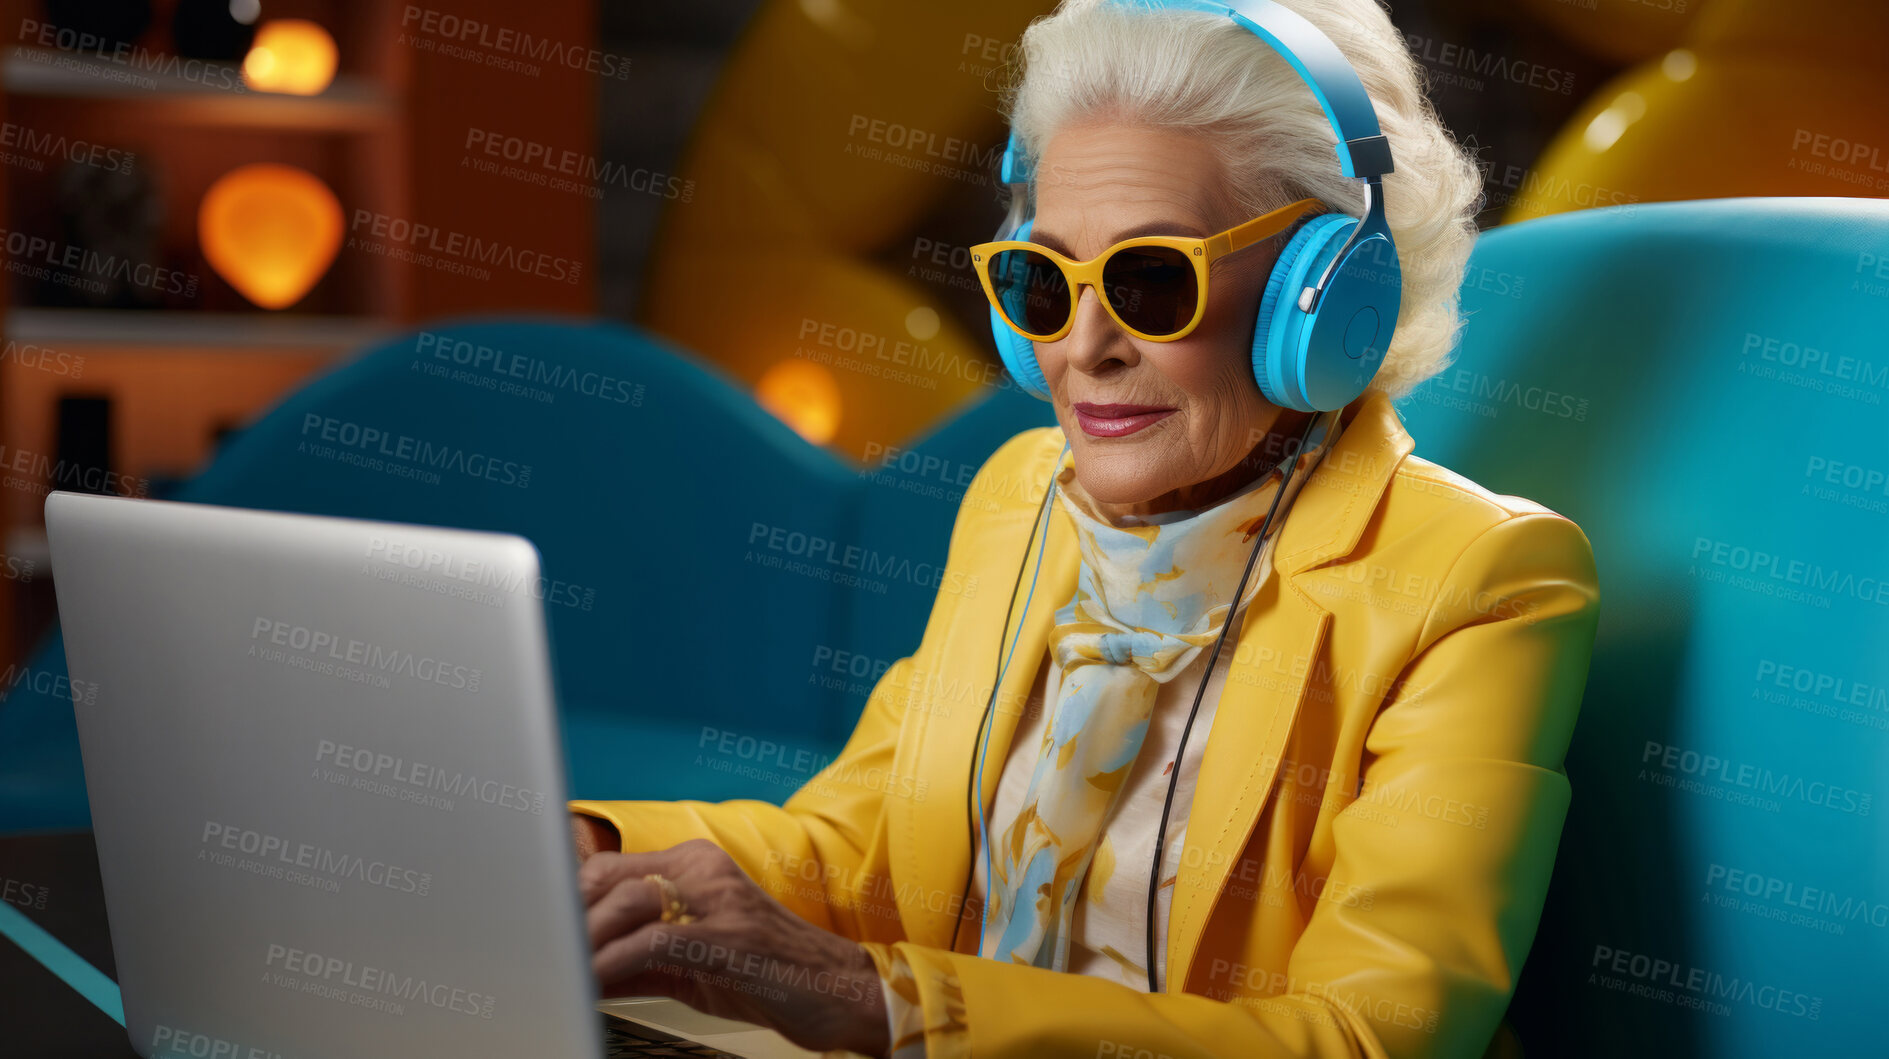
[399,6,634,80]
[263,942,496,1019]
[315,737,549,815]
[249,617,483,692]
[199,820,432,897]
[151,1024,280,1059]
[1641,739,1873,815]
[364,535,595,612]
[347,209,581,285]
[298,414,533,490]
[415,331,642,405]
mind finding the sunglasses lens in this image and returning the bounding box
[987,248,1070,338]
[1102,245,1197,337]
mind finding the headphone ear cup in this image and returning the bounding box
[1252,213,1354,412]
[992,307,1051,401]
[987,218,1053,402]
[1252,213,1401,412]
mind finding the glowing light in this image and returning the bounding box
[1583,91,1647,154]
[242,20,339,96]
[199,164,344,310]
[229,0,261,25]
[796,0,873,50]
[905,306,941,341]
[1661,49,1698,82]
[756,359,843,444]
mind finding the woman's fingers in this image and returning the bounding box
[592,919,698,1000]
[578,849,670,904]
[578,840,723,905]
[582,842,728,965]
[577,840,886,1054]
[586,870,665,955]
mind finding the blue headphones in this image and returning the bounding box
[989,0,1402,413]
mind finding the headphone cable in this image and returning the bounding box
[1143,408,1329,994]
[952,441,1067,953]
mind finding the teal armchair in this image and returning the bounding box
[2,195,1884,1058]
[1397,197,1889,1057]
[0,319,1053,831]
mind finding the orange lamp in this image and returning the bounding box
[199,164,344,310]
[755,359,843,444]
[242,19,339,95]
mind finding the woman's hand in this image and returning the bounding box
[581,839,891,1057]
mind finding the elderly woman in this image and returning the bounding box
[570,0,1599,1056]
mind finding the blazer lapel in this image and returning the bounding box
[892,440,1081,951]
[886,391,1413,973]
[1166,389,1415,989]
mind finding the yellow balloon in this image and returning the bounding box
[649,247,993,461]
[199,164,344,310]
[637,0,1060,455]
[1517,0,1705,65]
[242,19,339,96]
[1504,0,1889,224]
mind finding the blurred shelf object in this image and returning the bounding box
[5,526,48,575]
[8,308,393,354]
[3,48,395,130]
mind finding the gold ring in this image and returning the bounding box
[644,873,697,924]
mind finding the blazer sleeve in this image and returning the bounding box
[567,427,1059,939]
[857,510,1602,1058]
[567,651,915,936]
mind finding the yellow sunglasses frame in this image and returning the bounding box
[970,196,1328,344]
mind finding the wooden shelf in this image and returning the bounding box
[0,0,597,665]
[7,308,395,355]
[4,48,395,131]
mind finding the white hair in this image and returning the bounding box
[999,0,1483,398]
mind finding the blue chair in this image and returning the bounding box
[1394,197,1889,1057]
[6,196,1883,1058]
[0,319,1052,832]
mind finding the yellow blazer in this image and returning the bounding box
[572,387,1601,1058]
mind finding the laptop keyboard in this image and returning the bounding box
[601,1013,744,1058]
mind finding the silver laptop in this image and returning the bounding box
[45,491,813,1059]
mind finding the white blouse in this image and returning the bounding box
[968,593,1247,990]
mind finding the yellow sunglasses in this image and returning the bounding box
[971,197,1327,343]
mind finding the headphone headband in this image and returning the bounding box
[999,0,1394,185]
[989,0,1405,411]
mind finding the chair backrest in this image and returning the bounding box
[1394,197,1889,1057]
[0,318,1053,831]
[12,198,1877,1056]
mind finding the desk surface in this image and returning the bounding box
[2,831,139,1057]
[0,832,822,1059]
